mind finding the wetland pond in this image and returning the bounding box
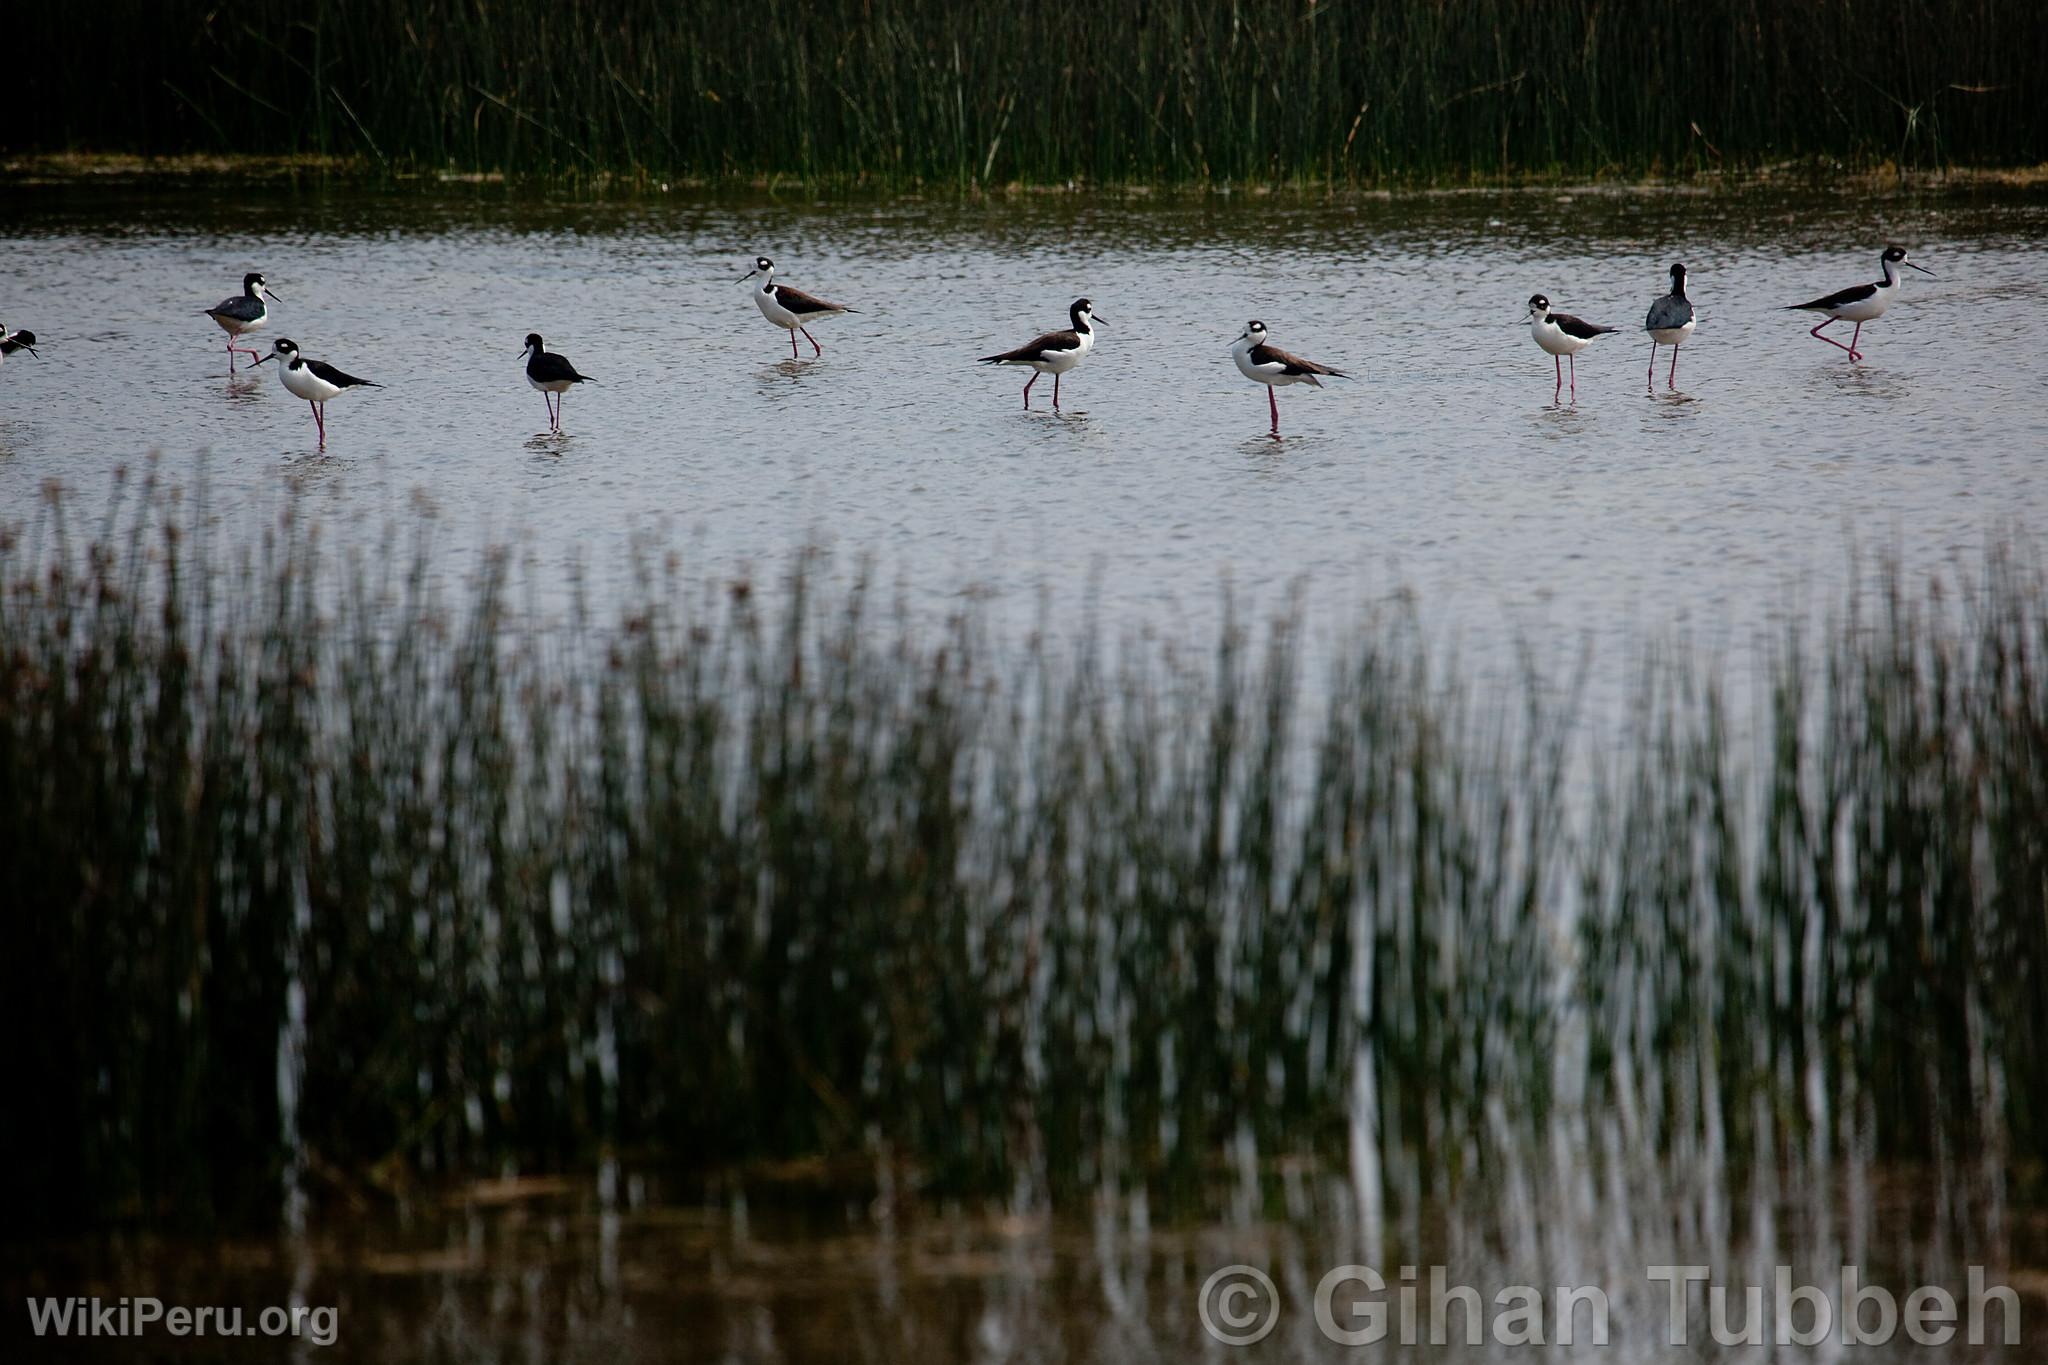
[3,179,2046,1362]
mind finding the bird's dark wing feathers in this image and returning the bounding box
[1787,281,1877,312]
[1251,343,1348,379]
[980,328,1080,364]
[530,353,591,384]
[207,296,264,321]
[1644,295,1694,331]
[771,283,852,315]
[1551,313,1618,341]
[306,358,380,389]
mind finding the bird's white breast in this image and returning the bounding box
[1530,316,1590,357]
[279,362,342,403]
[753,285,799,329]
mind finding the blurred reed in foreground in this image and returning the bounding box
[11,1,2043,184]
[0,477,2042,1233]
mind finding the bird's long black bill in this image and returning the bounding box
[1907,263,1936,276]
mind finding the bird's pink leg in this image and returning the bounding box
[790,328,799,360]
[1554,354,1563,392]
[1647,341,1657,386]
[1809,319,1857,356]
[1268,384,1279,432]
[1052,372,1061,408]
[801,326,822,357]
[1668,346,1679,387]
[1569,354,1577,394]
[556,390,566,431]
[311,401,325,445]
[1022,373,1037,408]
[228,338,238,372]
[1848,321,1863,362]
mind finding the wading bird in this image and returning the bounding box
[521,333,595,433]
[1526,294,1617,396]
[0,323,37,374]
[741,256,855,358]
[1229,320,1347,435]
[1644,264,1696,387]
[254,339,380,446]
[1787,246,1932,362]
[977,298,1102,410]
[203,272,282,371]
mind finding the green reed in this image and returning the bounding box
[13,0,2044,184]
[1,476,2043,1233]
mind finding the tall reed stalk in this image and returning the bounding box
[0,477,2042,1233]
[14,1,2043,183]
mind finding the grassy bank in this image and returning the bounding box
[1,480,2043,1233]
[11,1,2045,185]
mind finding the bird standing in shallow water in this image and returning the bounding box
[1643,264,1696,388]
[203,272,282,371]
[521,333,595,433]
[1526,294,1617,397]
[740,256,855,358]
[254,339,380,446]
[978,298,1103,410]
[1787,246,1932,362]
[1229,321,1348,435]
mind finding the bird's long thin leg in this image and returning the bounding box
[1848,322,1863,362]
[228,338,237,372]
[801,326,822,357]
[1809,319,1857,356]
[1268,384,1280,432]
[557,390,566,432]
[1554,354,1563,393]
[311,400,324,445]
[1569,353,1577,394]
[1669,345,1679,387]
[1022,373,1037,409]
[790,328,799,360]
[1647,341,1657,386]
[1052,372,1061,409]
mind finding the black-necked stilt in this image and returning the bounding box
[253,339,380,445]
[977,298,1102,409]
[1643,264,1696,387]
[1787,246,1932,362]
[0,324,37,373]
[1526,295,1617,396]
[521,333,595,433]
[203,272,281,371]
[1229,321,1348,434]
[740,256,854,358]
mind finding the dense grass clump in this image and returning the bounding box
[9,1,2044,184]
[0,479,2043,1233]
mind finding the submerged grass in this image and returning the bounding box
[11,1,2046,185]
[0,475,2044,1233]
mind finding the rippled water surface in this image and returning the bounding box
[5,182,2046,680]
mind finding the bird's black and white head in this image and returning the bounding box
[1,328,37,358]
[1527,294,1552,319]
[1231,320,1268,352]
[253,338,299,367]
[1883,245,1935,277]
[1069,297,1102,330]
[740,256,775,283]
[243,272,281,303]
[522,333,546,358]
[1669,263,1688,293]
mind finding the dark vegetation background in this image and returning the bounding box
[7,0,2043,182]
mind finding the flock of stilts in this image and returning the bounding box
[0,246,1930,441]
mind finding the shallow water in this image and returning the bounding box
[4,181,2047,1362]
[4,182,2046,697]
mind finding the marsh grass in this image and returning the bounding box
[0,477,2043,1233]
[14,1,2045,185]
